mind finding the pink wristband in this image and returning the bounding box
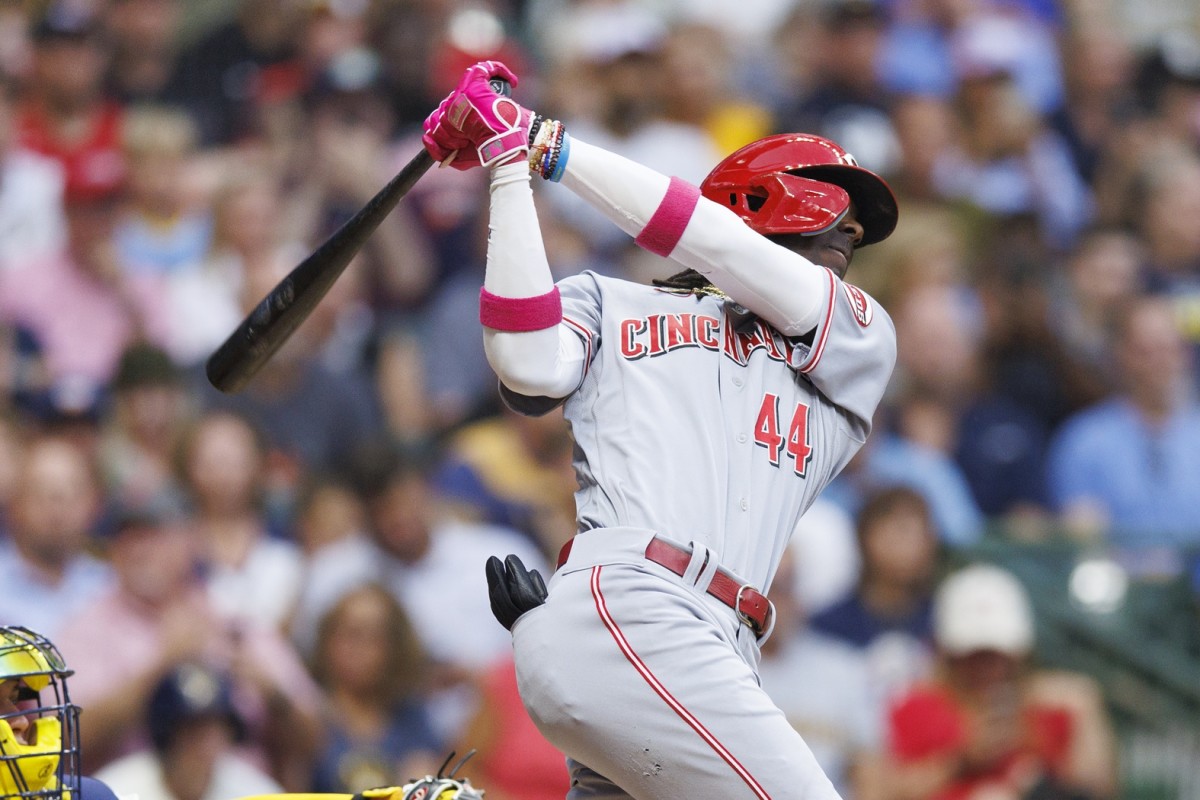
[479,286,563,331]
[635,176,701,257]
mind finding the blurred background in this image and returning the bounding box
[0,0,1197,798]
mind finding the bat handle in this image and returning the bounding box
[490,77,513,98]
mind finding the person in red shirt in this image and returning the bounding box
[886,564,1118,800]
[455,657,571,800]
[18,3,126,204]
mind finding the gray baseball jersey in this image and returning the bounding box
[504,267,895,799]
[507,267,894,592]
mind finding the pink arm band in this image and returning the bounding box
[479,286,563,331]
[634,176,701,257]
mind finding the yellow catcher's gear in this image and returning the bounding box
[235,776,487,800]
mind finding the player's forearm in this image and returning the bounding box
[482,162,583,397]
[560,138,825,336]
[485,163,555,298]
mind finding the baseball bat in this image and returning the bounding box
[205,78,512,394]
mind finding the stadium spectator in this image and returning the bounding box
[289,442,546,742]
[177,409,304,633]
[1049,20,1140,188]
[0,174,171,394]
[1046,294,1200,546]
[113,105,212,279]
[285,48,435,307]
[17,3,124,212]
[198,228,385,483]
[885,92,961,205]
[810,486,939,706]
[56,490,324,789]
[96,341,191,502]
[1125,152,1200,377]
[103,0,185,105]
[890,283,1051,520]
[787,497,861,617]
[932,50,1092,252]
[773,0,900,175]
[1131,30,1200,155]
[454,656,571,800]
[1047,225,1144,403]
[166,0,306,146]
[291,474,368,561]
[536,1,721,257]
[0,70,65,269]
[823,396,987,547]
[658,20,774,157]
[1130,154,1200,295]
[307,584,443,793]
[94,661,285,800]
[0,412,22,534]
[885,563,1118,800]
[0,433,112,638]
[161,163,298,368]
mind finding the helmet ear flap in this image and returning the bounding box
[751,174,851,236]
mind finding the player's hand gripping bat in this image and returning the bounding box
[205,79,512,394]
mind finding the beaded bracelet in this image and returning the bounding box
[527,114,544,147]
[527,117,570,181]
[528,120,553,175]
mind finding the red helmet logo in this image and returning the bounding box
[701,134,898,245]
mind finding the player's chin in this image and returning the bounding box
[818,247,851,279]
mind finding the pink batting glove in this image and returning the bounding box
[421,60,531,171]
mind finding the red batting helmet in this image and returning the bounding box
[700,134,898,246]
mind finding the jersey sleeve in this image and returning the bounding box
[500,272,604,416]
[787,272,896,438]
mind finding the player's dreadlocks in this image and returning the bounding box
[652,268,764,332]
[652,268,722,297]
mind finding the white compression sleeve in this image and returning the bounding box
[560,138,826,336]
[482,162,586,398]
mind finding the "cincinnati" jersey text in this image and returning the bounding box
[619,313,805,366]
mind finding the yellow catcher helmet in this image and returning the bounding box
[0,626,80,799]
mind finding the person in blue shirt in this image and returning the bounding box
[1047,294,1200,547]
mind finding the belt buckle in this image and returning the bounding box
[735,584,765,636]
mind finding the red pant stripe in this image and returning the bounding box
[589,565,772,799]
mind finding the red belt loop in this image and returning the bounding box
[555,535,773,638]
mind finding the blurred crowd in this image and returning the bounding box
[0,0,1199,797]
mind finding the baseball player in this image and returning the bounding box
[422,61,899,799]
[0,624,124,800]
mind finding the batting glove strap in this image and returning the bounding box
[475,105,530,168]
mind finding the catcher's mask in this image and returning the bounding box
[701,133,898,245]
[0,626,80,800]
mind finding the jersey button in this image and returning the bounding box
[732,377,744,388]
[740,498,749,511]
[736,433,747,443]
